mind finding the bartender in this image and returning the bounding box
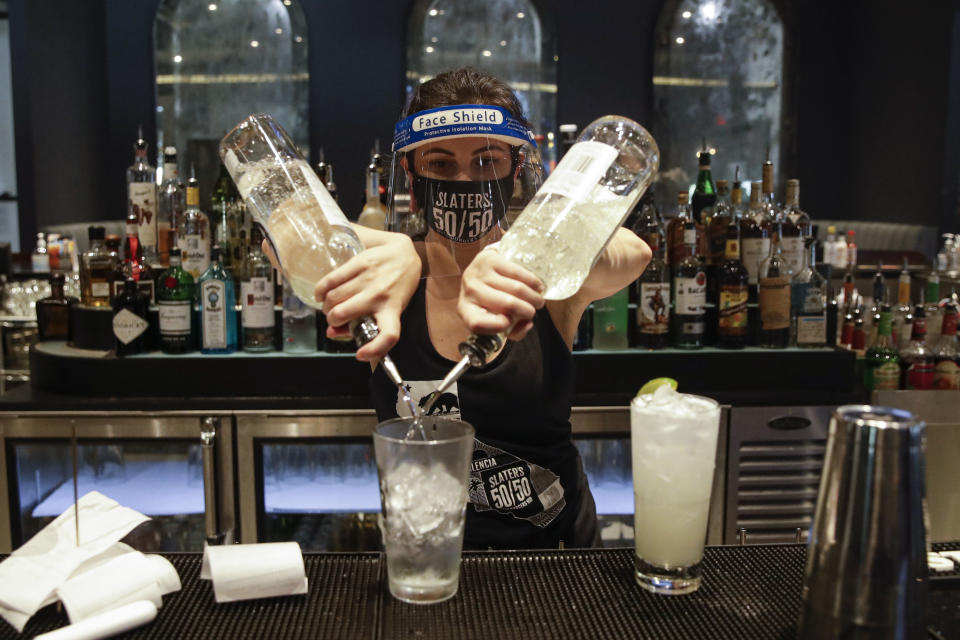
[313,67,651,549]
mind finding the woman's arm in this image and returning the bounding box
[313,225,422,361]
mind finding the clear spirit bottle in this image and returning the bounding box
[179,169,211,279]
[672,221,706,349]
[127,128,158,264]
[241,228,276,352]
[157,247,195,354]
[156,146,184,268]
[211,162,242,271]
[197,247,237,354]
[357,161,387,230]
[791,237,827,348]
[79,226,117,308]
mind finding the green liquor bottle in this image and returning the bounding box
[864,305,900,391]
[691,149,716,224]
[157,247,195,354]
[592,286,628,350]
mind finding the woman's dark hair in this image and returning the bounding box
[405,67,530,131]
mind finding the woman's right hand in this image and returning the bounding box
[314,226,422,362]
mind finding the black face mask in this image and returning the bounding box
[412,174,515,243]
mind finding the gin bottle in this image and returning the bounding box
[179,168,211,279]
[197,247,237,354]
[112,278,149,357]
[672,222,706,349]
[791,237,827,348]
[241,228,276,352]
[156,146,184,267]
[157,247,195,354]
[127,127,158,264]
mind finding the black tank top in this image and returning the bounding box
[370,281,600,550]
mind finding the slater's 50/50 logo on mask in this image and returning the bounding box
[414,175,514,243]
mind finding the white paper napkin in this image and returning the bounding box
[0,492,150,632]
[201,542,308,602]
[34,600,158,640]
[57,549,180,623]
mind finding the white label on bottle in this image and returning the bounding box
[242,277,275,328]
[741,238,770,285]
[781,236,804,274]
[112,308,149,345]
[538,141,619,201]
[129,182,157,248]
[675,273,706,314]
[639,282,670,333]
[91,281,110,298]
[299,162,353,228]
[158,300,191,335]
[796,314,826,345]
[182,234,210,276]
[201,280,228,349]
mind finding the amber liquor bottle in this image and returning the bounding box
[37,273,78,341]
[716,222,749,349]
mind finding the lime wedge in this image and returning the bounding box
[637,377,678,396]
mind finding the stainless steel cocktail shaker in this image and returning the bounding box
[798,405,928,639]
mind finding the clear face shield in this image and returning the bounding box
[386,104,544,280]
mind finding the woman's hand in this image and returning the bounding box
[457,248,545,341]
[315,227,422,362]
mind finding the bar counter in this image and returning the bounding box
[4,544,959,639]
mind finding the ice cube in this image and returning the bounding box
[650,384,678,405]
[384,462,465,537]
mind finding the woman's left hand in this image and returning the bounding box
[316,227,422,362]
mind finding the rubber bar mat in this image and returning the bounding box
[380,545,806,640]
[6,553,382,640]
[932,541,960,581]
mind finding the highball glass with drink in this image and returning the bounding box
[631,386,721,594]
[373,416,474,604]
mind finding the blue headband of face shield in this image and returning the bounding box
[392,104,536,153]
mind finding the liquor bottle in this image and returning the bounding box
[156,146,183,267]
[791,237,827,348]
[852,307,867,357]
[666,191,704,266]
[112,210,156,303]
[241,228,276,352]
[846,230,858,269]
[635,236,669,349]
[864,305,900,391]
[839,306,855,350]
[899,306,933,390]
[127,127,158,264]
[932,303,960,390]
[316,151,338,203]
[760,161,780,222]
[672,221,706,348]
[157,247,195,354]
[717,221,749,349]
[630,188,664,257]
[757,221,792,348]
[572,304,593,351]
[826,285,839,346]
[592,286,628,350]
[893,257,913,347]
[357,161,387,229]
[211,162,240,271]
[691,149,716,223]
[776,177,804,276]
[740,180,770,295]
[197,247,237,354]
[783,178,811,238]
[179,168,211,279]
[36,273,78,340]
[823,225,838,268]
[111,278,149,356]
[729,168,745,220]
[925,271,943,348]
[31,233,50,273]
[833,229,849,269]
[79,226,117,307]
[871,261,885,307]
[282,277,317,353]
[839,269,863,311]
[706,180,733,268]
[558,123,578,160]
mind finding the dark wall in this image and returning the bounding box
[8,0,959,254]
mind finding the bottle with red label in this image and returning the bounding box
[899,305,933,389]
[932,303,959,390]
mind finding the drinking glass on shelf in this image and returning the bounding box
[630,386,721,595]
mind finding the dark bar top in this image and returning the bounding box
[3,545,957,639]
[11,341,862,413]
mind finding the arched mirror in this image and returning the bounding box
[406,0,556,137]
[653,0,783,208]
[154,0,309,197]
